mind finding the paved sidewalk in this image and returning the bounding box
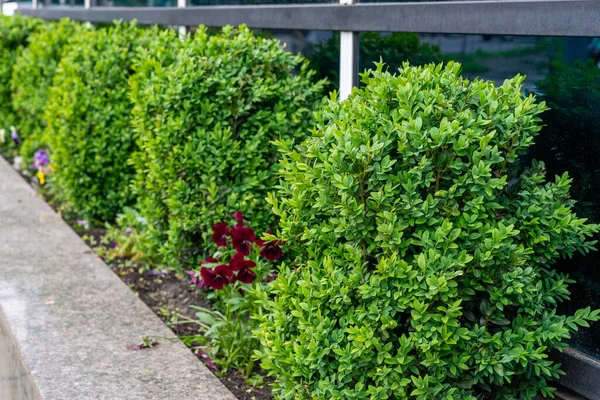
[0,157,235,400]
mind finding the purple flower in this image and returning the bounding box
[10,127,19,146]
[185,270,209,289]
[124,227,132,236]
[33,150,50,168]
[76,220,89,230]
[110,241,117,249]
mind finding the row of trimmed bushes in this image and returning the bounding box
[1,16,445,271]
[2,14,599,399]
[1,16,326,271]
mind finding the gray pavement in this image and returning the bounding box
[0,156,235,400]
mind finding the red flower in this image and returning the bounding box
[201,257,219,264]
[229,252,256,271]
[260,243,283,261]
[233,211,244,227]
[200,264,233,290]
[231,226,256,256]
[257,231,284,261]
[236,267,257,284]
[211,223,230,247]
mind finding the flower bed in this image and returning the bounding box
[1,14,599,400]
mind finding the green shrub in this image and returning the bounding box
[308,32,442,92]
[11,18,83,165]
[130,25,325,271]
[256,62,600,399]
[0,15,41,146]
[45,21,149,223]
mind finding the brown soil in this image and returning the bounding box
[78,229,274,400]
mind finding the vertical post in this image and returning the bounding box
[84,0,94,27]
[339,0,359,101]
[32,0,39,10]
[177,0,187,37]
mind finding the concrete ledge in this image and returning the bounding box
[557,348,600,400]
[0,157,236,400]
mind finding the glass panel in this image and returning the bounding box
[49,0,84,5]
[253,29,338,89]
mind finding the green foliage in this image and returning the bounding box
[130,25,325,271]
[0,15,41,148]
[11,18,83,164]
[308,32,442,92]
[256,62,600,399]
[45,21,150,223]
[166,213,282,377]
[185,248,275,377]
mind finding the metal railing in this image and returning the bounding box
[16,0,600,99]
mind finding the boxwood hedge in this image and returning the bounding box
[256,62,600,399]
[45,21,149,222]
[11,18,83,164]
[130,25,325,270]
[0,15,41,143]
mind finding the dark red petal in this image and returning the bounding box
[212,222,229,235]
[234,241,251,256]
[233,211,244,227]
[211,223,230,247]
[200,267,216,286]
[229,252,246,271]
[244,260,257,269]
[215,264,234,278]
[209,276,227,290]
[232,226,255,242]
[236,268,257,284]
[261,244,283,261]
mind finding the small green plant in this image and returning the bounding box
[44,21,150,223]
[0,15,42,154]
[179,211,281,377]
[95,207,147,263]
[11,18,83,165]
[308,32,441,92]
[130,25,325,271]
[256,62,600,399]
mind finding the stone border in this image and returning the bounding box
[0,157,236,400]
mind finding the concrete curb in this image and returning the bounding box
[0,157,236,400]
